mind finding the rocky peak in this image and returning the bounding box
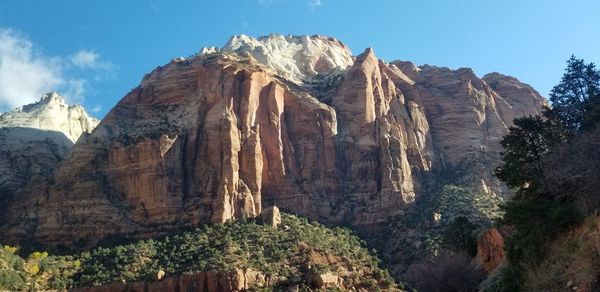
[483,71,546,100]
[483,72,548,117]
[0,93,99,206]
[0,92,99,142]
[219,34,354,84]
[0,36,547,248]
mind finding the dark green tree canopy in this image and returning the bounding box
[549,55,600,131]
[495,115,564,194]
[493,56,599,291]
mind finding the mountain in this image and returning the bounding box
[0,93,98,207]
[0,92,99,143]
[0,34,546,249]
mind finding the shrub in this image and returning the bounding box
[405,252,484,292]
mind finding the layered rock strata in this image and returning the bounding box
[0,93,98,207]
[0,35,546,247]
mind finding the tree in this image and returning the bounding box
[495,115,564,194]
[543,128,600,212]
[493,56,599,291]
[443,216,479,257]
[548,55,600,132]
[405,252,484,292]
[583,93,600,130]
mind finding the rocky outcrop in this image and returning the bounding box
[0,35,546,247]
[476,228,506,273]
[261,205,281,228]
[219,34,354,84]
[0,93,98,208]
[0,92,99,142]
[70,269,272,292]
[0,128,70,205]
[390,63,547,197]
[483,72,548,118]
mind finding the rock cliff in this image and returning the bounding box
[0,92,99,142]
[70,269,273,292]
[0,35,546,247]
[476,227,507,273]
[0,93,98,208]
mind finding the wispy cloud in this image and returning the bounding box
[257,0,322,9]
[63,79,87,104]
[71,50,101,69]
[0,27,116,110]
[308,0,322,8]
[257,0,273,6]
[149,1,160,12]
[71,49,116,81]
[0,28,64,109]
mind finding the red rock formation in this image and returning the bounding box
[0,35,546,247]
[70,269,271,292]
[476,228,506,272]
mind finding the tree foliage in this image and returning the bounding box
[405,252,484,292]
[495,115,564,193]
[1,213,398,290]
[443,216,479,257]
[549,55,600,131]
[493,55,600,291]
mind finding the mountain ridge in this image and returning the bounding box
[0,34,545,251]
[0,93,98,209]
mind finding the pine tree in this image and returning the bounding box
[548,55,600,132]
[495,115,564,194]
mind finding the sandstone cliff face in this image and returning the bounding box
[70,269,273,292]
[390,63,547,196]
[0,35,546,247]
[0,93,98,208]
[476,228,506,273]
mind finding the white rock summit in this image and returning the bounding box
[205,34,355,84]
[0,92,99,142]
[0,93,99,201]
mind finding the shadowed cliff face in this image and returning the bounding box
[0,93,98,211]
[0,127,73,208]
[0,35,546,247]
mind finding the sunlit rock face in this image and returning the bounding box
[0,35,545,247]
[0,93,98,207]
[0,92,99,142]
[220,34,354,84]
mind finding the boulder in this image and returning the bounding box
[261,205,282,228]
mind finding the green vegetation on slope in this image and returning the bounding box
[486,55,600,291]
[367,183,499,291]
[0,246,79,291]
[0,213,398,291]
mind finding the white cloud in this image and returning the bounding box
[257,0,320,8]
[0,28,116,111]
[91,105,101,113]
[71,50,100,69]
[63,79,87,104]
[257,0,274,6]
[71,49,114,72]
[149,2,160,12]
[71,49,116,81]
[308,0,322,7]
[0,29,63,109]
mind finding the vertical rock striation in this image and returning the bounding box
[0,35,546,247]
[0,93,98,208]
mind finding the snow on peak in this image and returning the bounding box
[220,34,354,84]
[0,92,99,142]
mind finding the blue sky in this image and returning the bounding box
[0,0,598,118]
